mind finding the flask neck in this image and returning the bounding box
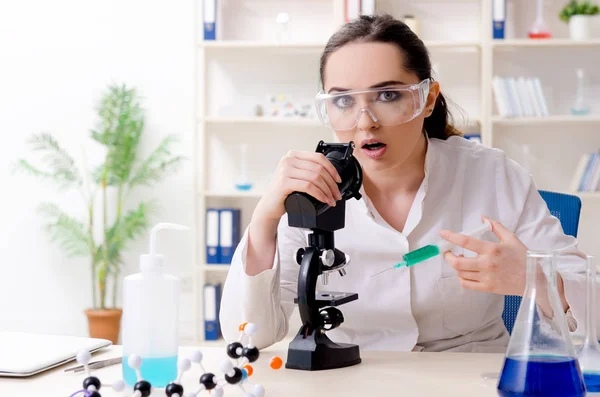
[584,257,600,348]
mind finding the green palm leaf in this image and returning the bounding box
[14,133,82,190]
[91,84,145,186]
[128,135,186,189]
[37,203,91,257]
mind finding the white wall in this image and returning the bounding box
[0,0,196,338]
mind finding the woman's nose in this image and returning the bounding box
[357,108,379,131]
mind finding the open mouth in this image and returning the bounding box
[362,142,386,150]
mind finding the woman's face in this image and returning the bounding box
[322,41,439,173]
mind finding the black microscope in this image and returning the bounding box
[283,140,363,371]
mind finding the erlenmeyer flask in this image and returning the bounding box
[577,255,600,391]
[498,251,586,397]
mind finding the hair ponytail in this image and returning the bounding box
[424,91,462,139]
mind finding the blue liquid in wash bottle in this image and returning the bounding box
[121,223,189,387]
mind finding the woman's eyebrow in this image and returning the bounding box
[328,80,407,93]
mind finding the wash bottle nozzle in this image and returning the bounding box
[371,219,492,278]
[141,222,190,272]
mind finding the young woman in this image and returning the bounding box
[219,14,589,352]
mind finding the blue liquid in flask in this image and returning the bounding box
[122,356,178,387]
[497,355,586,397]
[584,372,600,392]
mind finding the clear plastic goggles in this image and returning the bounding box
[315,78,431,131]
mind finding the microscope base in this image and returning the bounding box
[285,329,361,371]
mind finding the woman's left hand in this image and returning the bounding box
[438,216,528,296]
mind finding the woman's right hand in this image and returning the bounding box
[253,150,343,223]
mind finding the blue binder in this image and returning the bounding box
[218,208,241,264]
[492,0,506,39]
[203,283,221,340]
[206,208,220,264]
[203,0,217,40]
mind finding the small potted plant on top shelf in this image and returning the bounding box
[560,0,600,40]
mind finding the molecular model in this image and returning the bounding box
[69,322,283,397]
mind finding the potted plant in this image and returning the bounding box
[15,84,185,343]
[560,0,600,40]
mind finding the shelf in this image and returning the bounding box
[425,40,481,49]
[200,41,326,50]
[202,116,324,127]
[199,40,480,50]
[200,264,231,272]
[204,190,264,198]
[573,192,600,199]
[492,39,600,48]
[492,115,600,125]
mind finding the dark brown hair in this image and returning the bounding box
[319,14,461,140]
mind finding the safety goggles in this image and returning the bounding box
[315,78,431,131]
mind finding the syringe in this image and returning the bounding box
[370,220,492,278]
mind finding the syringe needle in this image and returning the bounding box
[370,267,394,278]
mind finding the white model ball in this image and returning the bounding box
[190,350,203,364]
[244,323,257,337]
[112,380,125,392]
[178,357,191,372]
[220,359,234,374]
[76,350,92,365]
[212,387,224,397]
[252,384,266,397]
[128,354,142,369]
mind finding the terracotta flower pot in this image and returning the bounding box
[84,308,123,344]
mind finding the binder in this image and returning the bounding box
[203,0,217,40]
[206,209,220,264]
[492,0,505,39]
[203,283,221,340]
[218,208,241,264]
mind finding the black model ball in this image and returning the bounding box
[83,376,101,391]
[226,342,243,359]
[199,373,217,390]
[134,380,152,397]
[165,382,184,397]
[224,367,243,384]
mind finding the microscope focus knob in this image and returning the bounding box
[295,248,305,265]
[321,249,335,267]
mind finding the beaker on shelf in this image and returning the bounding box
[577,255,600,392]
[497,251,586,397]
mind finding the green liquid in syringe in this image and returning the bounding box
[395,244,441,268]
[371,244,442,278]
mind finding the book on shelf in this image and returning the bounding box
[492,76,548,118]
[570,151,600,193]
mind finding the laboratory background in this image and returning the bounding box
[2,0,600,352]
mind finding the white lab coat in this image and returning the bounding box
[219,136,592,353]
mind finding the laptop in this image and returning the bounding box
[0,332,112,377]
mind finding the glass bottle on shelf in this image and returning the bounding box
[234,143,253,191]
[528,0,552,39]
[497,251,586,397]
[571,68,591,116]
[576,255,600,392]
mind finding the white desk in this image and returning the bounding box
[1,341,509,396]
